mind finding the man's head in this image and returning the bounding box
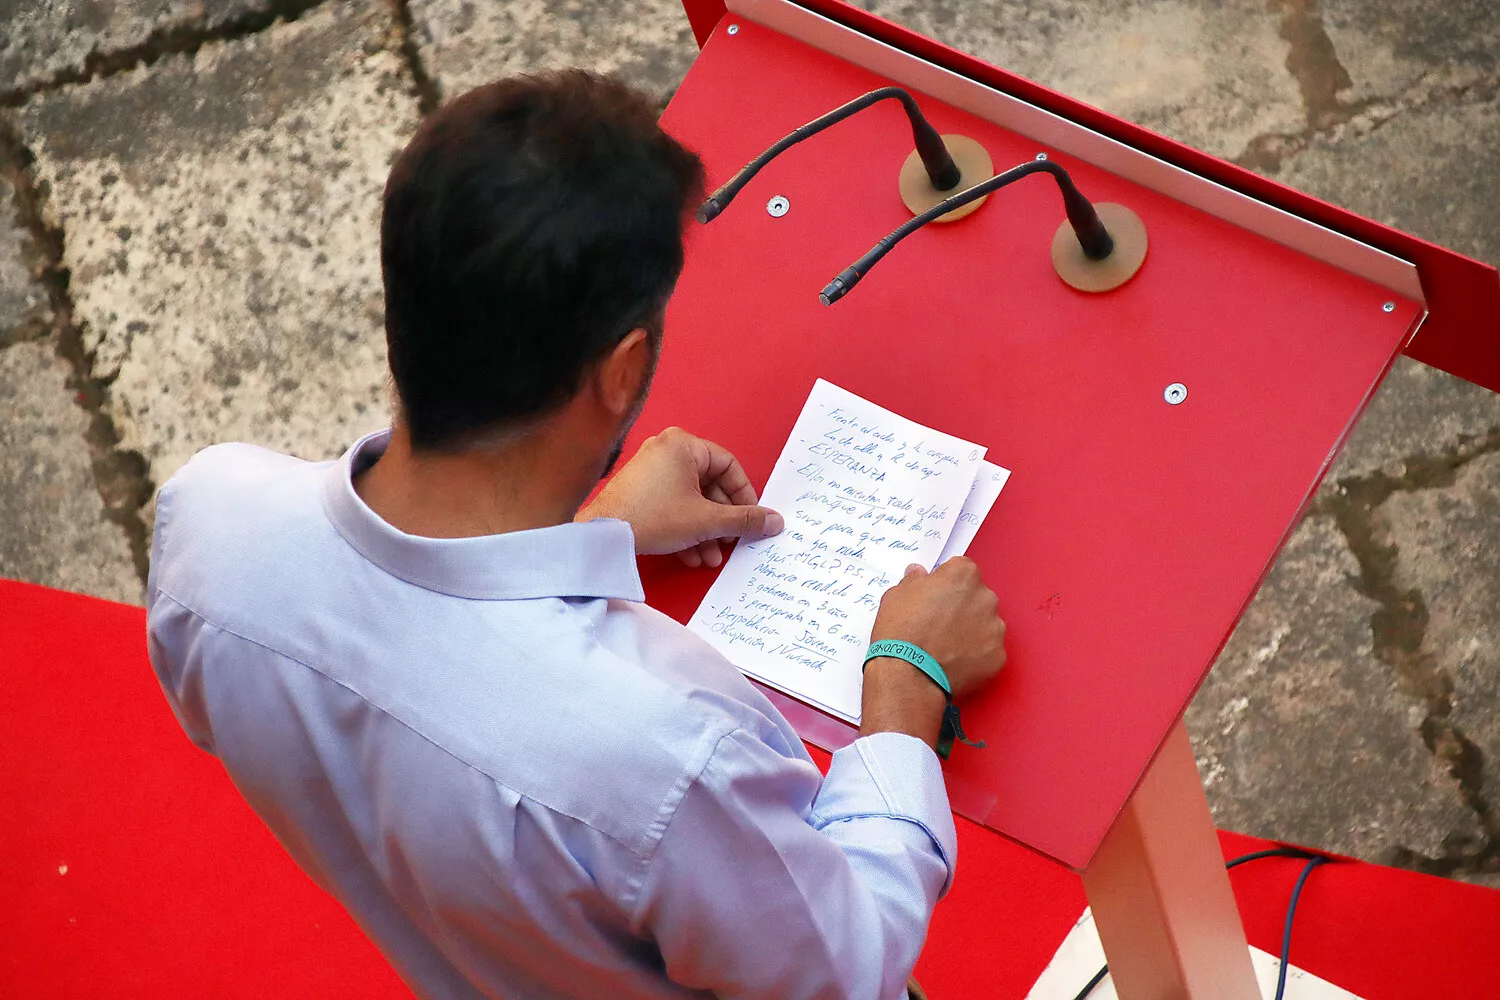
[380,71,705,454]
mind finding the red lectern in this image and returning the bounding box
[630,2,1500,997]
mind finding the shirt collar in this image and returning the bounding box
[319,428,645,602]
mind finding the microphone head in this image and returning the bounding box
[696,198,724,224]
[820,268,861,305]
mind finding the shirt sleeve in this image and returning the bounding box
[630,729,956,1000]
[143,479,216,755]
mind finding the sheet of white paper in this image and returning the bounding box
[1024,908,1365,1000]
[936,460,1011,563]
[688,379,985,723]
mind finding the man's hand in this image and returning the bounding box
[873,559,1007,699]
[578,427,784,567]
[861,558,1007,748]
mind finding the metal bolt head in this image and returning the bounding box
[766,195,790,218]
[1382,301,1395,313]
[727,23,739,34]
[1035,152,1049,161]
[1164,382,1188,405]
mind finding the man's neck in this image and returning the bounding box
[353,420,597,540]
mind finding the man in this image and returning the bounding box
[148,71,1007,1000]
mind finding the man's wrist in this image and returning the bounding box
[859,656,947,750]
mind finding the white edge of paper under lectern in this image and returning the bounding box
[1024,907,1366,1000]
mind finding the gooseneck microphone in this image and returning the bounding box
[697,87,963,224]
[820,159,1117,304]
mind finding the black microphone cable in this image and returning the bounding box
[1071,845,1337,1000]
[820,158,1115,304]
[696,86,963,224]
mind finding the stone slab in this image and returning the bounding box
[1331,357,1500,486]
[851,0,1306,159]
[0,171,50,345]
[1321,0,1500,105]
[1186,515,1481,863]
[0,340,141,604]
[1276,91,1500,483]
[1383,450,1500,871]
[407,0,700,104]
[0,171,131,599]
[1276,89,1500,266]
[20,1,418,495]
[0,0,271,94]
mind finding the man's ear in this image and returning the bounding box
[595,328,651,417]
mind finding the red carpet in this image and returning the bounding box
[3,579,1497,998]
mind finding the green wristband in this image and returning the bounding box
[863,640,951,698]
[864,640,986,760]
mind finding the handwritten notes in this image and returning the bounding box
[688,379,1006,723]
[938,461,1011,564]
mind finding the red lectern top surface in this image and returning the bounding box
[634,17,1422,869]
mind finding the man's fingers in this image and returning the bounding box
[701,484,742,543]
[904,563,927,578]
[697,437,758,507]
[705,502,784,541]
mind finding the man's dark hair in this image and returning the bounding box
[380,71,705,450]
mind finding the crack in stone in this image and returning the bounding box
[0,0,331,109]
[0,117,153,586]
[388,0,442,115]
[1314,427,1500,877]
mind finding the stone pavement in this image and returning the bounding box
[2,0,1497,886]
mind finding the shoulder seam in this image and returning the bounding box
[149,587,658,858]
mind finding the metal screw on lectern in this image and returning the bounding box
[1382,301,1395,313]
[766,195,790,218]
[727,23,739,34]
[1164,382,1188,405]
[1035,152,1049,161]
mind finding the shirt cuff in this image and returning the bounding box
[809,731,958,893]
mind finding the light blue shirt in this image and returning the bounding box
[146,429,958,1000]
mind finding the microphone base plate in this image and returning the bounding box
[899,134,993,222]
[1052,202,1148,293]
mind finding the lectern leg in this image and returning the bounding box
[1079,721,1259,1000]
